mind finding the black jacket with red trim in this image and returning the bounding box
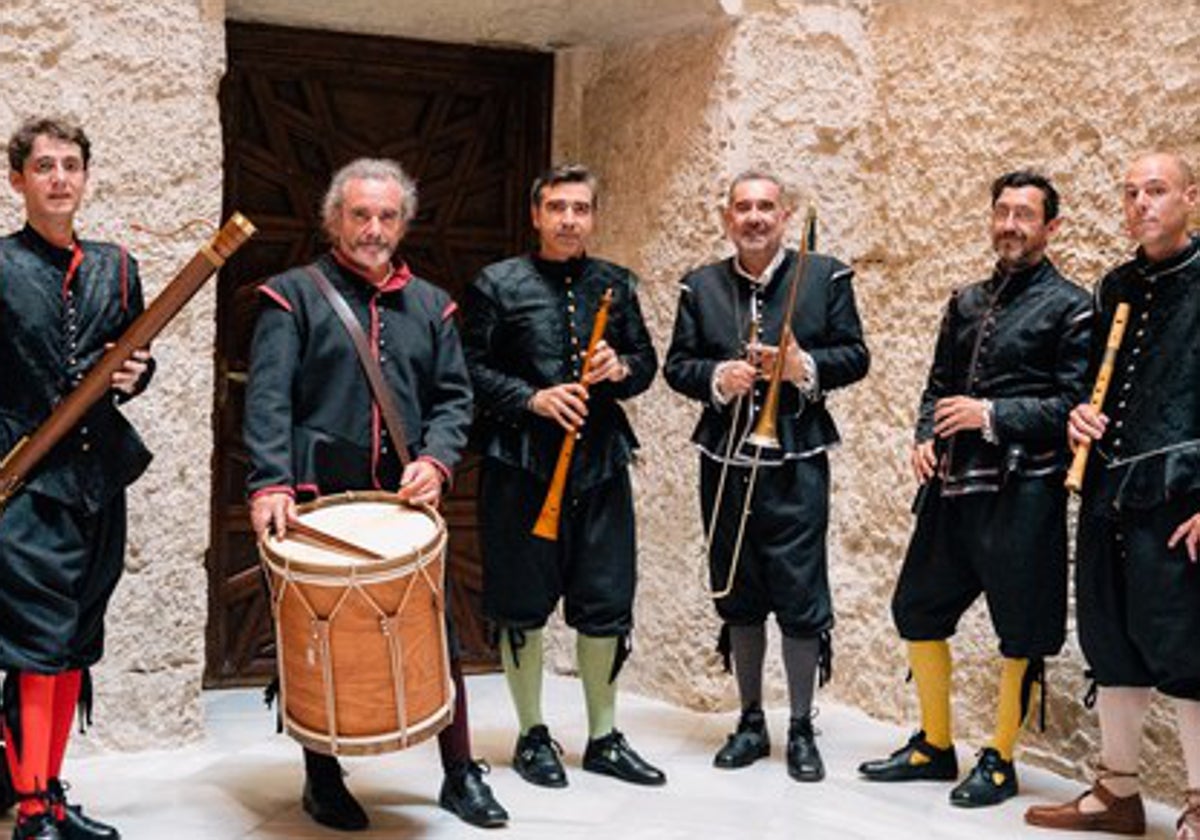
[461,254,657,491]
[0,224,152,514]
[244,251,473,498]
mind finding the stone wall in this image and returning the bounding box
[555,0,1200,800]
[0,0,228,750]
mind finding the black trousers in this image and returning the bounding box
[1077,492,1200,700]
[480,459,636,636]
[701,454,831,638]
[892,476,1068,659]
[0,490,126,672]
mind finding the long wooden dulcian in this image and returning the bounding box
[1064,301,1130,493]
[531,287,614,541]
[0,213,257,513]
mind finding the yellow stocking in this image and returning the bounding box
[990,657,1029,761]
[908,640,952,754]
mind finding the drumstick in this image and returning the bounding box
[283,519,386,561]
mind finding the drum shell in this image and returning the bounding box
[259,491,453,756]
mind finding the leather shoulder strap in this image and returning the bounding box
[305,264,412,468]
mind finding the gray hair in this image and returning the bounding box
[726,169,792,207]
[321,158,418,236]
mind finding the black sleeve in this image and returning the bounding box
[664,280,721,403]
[417,307,474,473]
[114,253,156,403]
[243,292,301,496]
[991,294,1093,445]
[460,279,537,423]
[807,265,870,391]
[915,297,955,441]
[595,274,657,401]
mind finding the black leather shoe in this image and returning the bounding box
[47,779,119,840]
[439,760,508,828]
[512,724,567,788]
[582,730,666,786]
[858,730,958,782]
[950,747,1018,808]
[12,813,63,840]
[302,752,368,832]
[714,708,770,769]
[787,715,825,782]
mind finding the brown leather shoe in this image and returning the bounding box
[1178,788,1200,840]
[1024,777,1146,836]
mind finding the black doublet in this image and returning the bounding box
[1076,237,1200,699]
[664,249,869,462]
[462,254,657,492]
[462,254,657,636]
[0,225,152,672]
[893,258,1090,658]
[916,259,1093,495]
[664,249,869,638]
[243,253,473,497]
[0,226,152,512]
[1082,237,1200,513]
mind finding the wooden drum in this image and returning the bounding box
[259,491,453,756]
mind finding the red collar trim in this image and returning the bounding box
[61,242,84,299]
[331,248,412,292]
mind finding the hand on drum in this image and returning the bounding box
[250,491,297,540]
[398,459,443,506]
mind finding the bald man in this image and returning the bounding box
[1026,152,1200,840]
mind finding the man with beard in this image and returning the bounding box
[1,116,154,840]
[664,170,869,782]
[462,164,664,790]
[857,171,1091,807]
[244,158,508,831]
[1026,152,1200,840]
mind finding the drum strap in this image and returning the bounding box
[306,265,413,468]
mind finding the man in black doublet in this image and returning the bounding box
[858,171,1090,809]
[665,170,869,783]
[1,117,153,840]
[462,164,664,790]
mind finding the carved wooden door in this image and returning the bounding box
[206,22,551,685]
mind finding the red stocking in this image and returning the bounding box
[48,670,81,783]
[5,672,55,818]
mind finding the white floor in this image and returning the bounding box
[1,674,1180,839]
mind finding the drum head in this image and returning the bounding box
[266,493,441,572]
